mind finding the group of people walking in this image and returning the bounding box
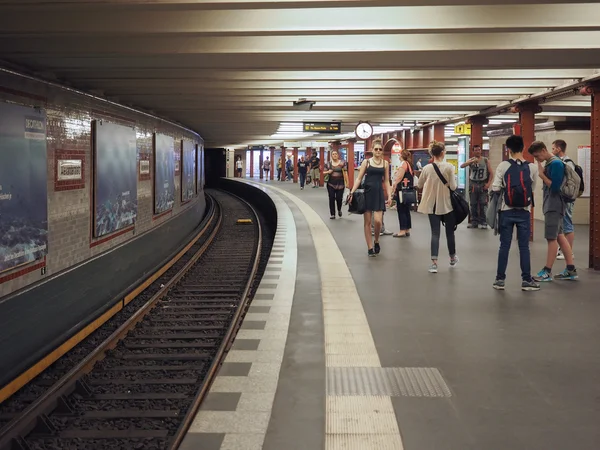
[341,136,580,291]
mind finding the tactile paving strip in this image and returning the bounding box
[327,367,452,397]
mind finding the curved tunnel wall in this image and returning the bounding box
[0,70,206,299]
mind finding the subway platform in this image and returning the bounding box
[181,177,600,450]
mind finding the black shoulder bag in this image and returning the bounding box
[431,163,469,228]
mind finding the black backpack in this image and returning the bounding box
[563,158,585,198]
[503,160,533,208]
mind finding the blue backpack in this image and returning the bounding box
[503,160,533,208]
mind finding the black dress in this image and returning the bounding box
[363,159,386,212]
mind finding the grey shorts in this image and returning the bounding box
[310,167,320,180]
[544,211,564,240]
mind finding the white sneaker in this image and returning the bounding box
[557,250,564,260]
[429,263,438,273]
[450,255,459,267]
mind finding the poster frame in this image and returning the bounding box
[0,102,48,274]
[153,132,175,216]
[91,119,138,239]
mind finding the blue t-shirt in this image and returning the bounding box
[542,157,565,214]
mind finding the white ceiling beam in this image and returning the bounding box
[3,31,600,53]
[0,4,598,34]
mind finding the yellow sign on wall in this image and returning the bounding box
[454,123,472,135]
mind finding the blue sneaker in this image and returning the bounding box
[554,268,578,280]
[533,269,553,282]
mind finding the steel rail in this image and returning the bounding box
[168,190,263,450]
[0,195,222,450]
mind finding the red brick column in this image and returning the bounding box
[588,84,600,269]
[513,101,542,239]
[249,150,254,178]
[270,147,275,180]
[293,147,299,183]
[433,123,445,143]
[319,147,325,186]
[467,116,489,157]
[347,141,355,187]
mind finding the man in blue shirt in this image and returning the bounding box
[527,141,577,281]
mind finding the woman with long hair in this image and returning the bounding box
[349,139,392,257]
[323,150,348,219]
[391,149,414,237]
[417,141,459,273]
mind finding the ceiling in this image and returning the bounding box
[0,0,599,148]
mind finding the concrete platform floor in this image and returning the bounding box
[186,177,600,450]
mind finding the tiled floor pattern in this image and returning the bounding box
[181,186,297,450]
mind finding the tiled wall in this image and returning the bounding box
[0,72,204,297]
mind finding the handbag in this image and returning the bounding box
[399,189,417,205]
[431,163,469,228]
[347,189,366,215]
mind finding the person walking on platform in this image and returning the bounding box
[276,157,282,181]
[417,141,459,273]
[324,150,348,219]
[348,139,392,257]
[391,149,414,237]
[235,156,243,178]
[491,135,540,291]
[552,140,577,261]
[298,156,308,189]
[262,157,270,180]
[309,150,320,188]
[286,156,293,180]
[528,141,578,282]
[461,144,493,229]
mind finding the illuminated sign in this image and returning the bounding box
[303,122,341,133]
[454,123,472,135]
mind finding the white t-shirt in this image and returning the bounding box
[236,160,243,169]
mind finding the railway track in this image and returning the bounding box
[0,189,272,450]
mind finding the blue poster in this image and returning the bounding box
[0,102,48,273]
[94,121,137,237]
[154,133,175,214]
[182,140,196,202]
[413,150,430,171]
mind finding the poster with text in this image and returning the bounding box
[154,133,175,214]
[412,150,430,171]
[94,121,137,237]
[182,140,196,202]
[577,145,591,197]
[0,103,48,273]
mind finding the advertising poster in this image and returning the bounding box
[457,137,469,190]
[577,145,591,198]
[94,121,137,237]
[412,150,430,171]
[182,140,196,202]
[390,141,402,174]
[446,153,459,175]
[154,133,175,214]
[0,103,48,273]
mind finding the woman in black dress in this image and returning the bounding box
[391,149,414,237]
[348,139,393,257]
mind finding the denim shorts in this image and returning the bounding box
[544,211,564,240]
[563,202,574,234]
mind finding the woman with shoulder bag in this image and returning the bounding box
[417,141,459,273]
[348,139,393,257]
[391,149,415,237]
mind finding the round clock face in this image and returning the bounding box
[355,122,373,140]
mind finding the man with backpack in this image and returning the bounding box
[491,135,540,291]
[552,140,581,260]
[528,141,578,281]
